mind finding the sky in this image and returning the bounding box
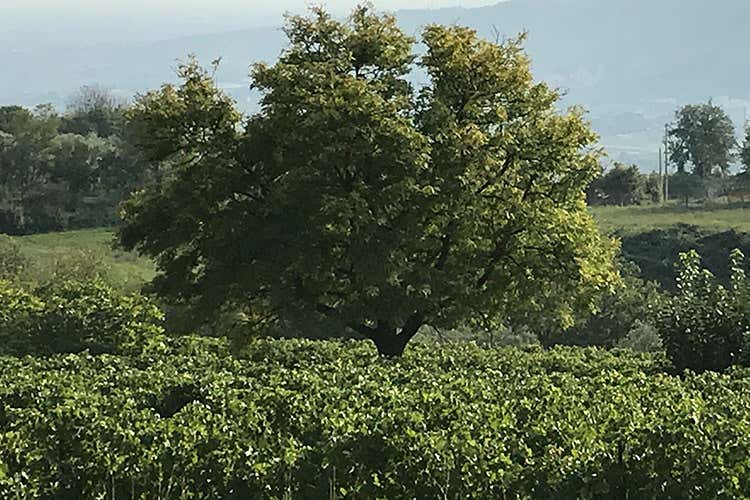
[2,1,500,16]
[0,0,506,21]
[0,0,502,50]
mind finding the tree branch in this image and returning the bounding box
[476,227,525,288]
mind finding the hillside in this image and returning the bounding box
[4,0,750,168]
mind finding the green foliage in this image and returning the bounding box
[60,84,126,138]
[2,338,750,498]
[618,224,750,290]
[543,261,664,348]
[593,163,648,206]
[0,279,165,357]
[415,324,540,348]
[669,171,708,207]
[617,320,663,353]
[656,249,750,372]
[119,6,619,355]
[0,234,27,281]
[0,104,60,233]
[741,125,750,173]
[0,93,146,235]
[668,102,736,178]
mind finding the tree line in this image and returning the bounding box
[0,86,148,234]
[589,101,750,207]
[4,95,749,238]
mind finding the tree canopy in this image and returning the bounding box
[741,125,750,173]
[119,6,619,356]
[668,102,736,178]
[597,163,647,206]
[0,98,145,235]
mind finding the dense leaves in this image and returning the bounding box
[0,279,165,357]
[619,224,750,290]
[589,163,649,206]
[0,94,146,235]
[544,260,664,349]
[119,6,618,355]
[0,234,26,281]
[656,249,750,372]
[1,338,749,498]
[668,102,737,178]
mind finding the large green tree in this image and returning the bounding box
[668,102,736,178]
[741,125,750,172]
[119,6,619,356]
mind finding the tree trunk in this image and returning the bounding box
[371,327,410,358]
[367,313,424,358]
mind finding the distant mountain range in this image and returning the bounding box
[4,0,750,169]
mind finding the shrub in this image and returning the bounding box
[0,280,45,354]
[36,248,111,284]
[0,279,166,357]
[543,260,663,348]
[655,249,750,372]
[415,324,540,347]
[617,320,663,353]
[0,234,26,281]
[0,340,748,498]
[618,224,750,290]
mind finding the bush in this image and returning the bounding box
[0,339,748,498]
[0,279,166,356]
[543,261,663,348]
[617,320,663,353]
[0,234,26,281]
[35,248,111,285]
[619,224,750,289]
[655,249,750,372]
[415,324,540,347]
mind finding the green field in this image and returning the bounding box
[10,203,750,292]
[590,202,750,234]
[15,228,155,291]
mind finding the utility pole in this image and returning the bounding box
[664,123,670,202]
[658,147,664,205]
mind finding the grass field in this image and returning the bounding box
[590,201,750,234]
[15,228,155,291]
[8,203,749,291]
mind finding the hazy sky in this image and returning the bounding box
[2,1,501,17]
[1,1,503,49]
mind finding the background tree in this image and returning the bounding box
[741,125,750,172]
[0,105,60,232]
[542,260,663,349]
[0,99,146,234]
[731,128,750,199]
[61,85,126,138]
[119,6,619,356]
[598,163,647,205]
[644,172,664,204]
[669,171,705,208]
[668,102,736,178]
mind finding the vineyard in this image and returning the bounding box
[4,3,750,499]
[2,337,749,498]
